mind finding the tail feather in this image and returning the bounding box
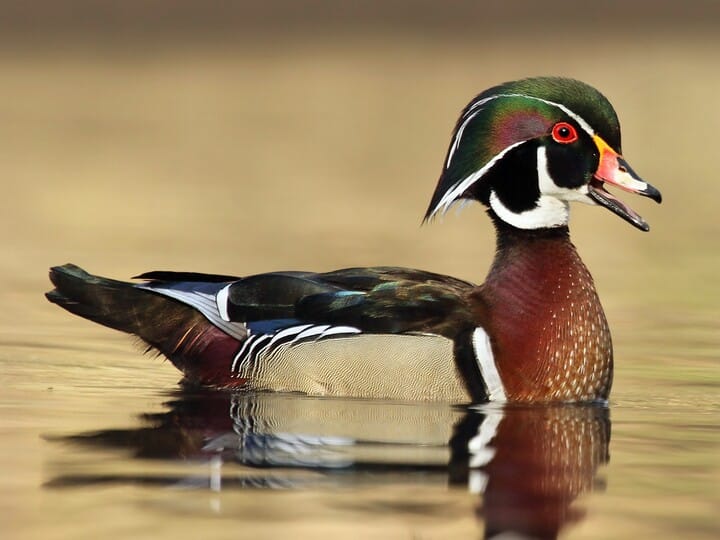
[47,264,154,334]
[46,264,242,385]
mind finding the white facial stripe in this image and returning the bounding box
[485,93,596,137]
[434,92,596,220]
[430,140,525,218]
[490,191,569,230]
[523,94,594,137]
[445,93,596,173]
[446,93,596,173]
[536,146,590,202]
[445,107,484,168]
[445,94,501,168]
[463,94,499,117]
[487,147,569,230]
[489,146,597,229]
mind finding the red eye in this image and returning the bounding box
[551,122,578,144]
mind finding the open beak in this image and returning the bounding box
[587,135,662,231]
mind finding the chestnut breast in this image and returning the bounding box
[474,232,613,402]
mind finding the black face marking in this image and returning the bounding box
[545,131,599,189]
[483,141,540,213]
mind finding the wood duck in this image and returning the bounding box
[46,77,661,403]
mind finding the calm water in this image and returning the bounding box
[2,26,720,540]
[2,317,718,539]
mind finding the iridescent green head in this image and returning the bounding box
[425,77,661,231]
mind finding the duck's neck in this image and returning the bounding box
[476,217,613,402]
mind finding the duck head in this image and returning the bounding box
[425,77,661,231]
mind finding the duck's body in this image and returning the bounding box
[47,77,660,403]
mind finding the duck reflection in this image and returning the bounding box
[48,390,610,539]
[450,404,609,538]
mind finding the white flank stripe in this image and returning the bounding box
[295,325,331,340]
[267,324,314,349]
[231,323,363,375]
[318,326,362,338]
[472,327,507,402]
[216,284,232,322]
[231,336,256,373]
[244,334,272,363]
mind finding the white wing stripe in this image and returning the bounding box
[318,326,362,339]
[216,284,232,322]
[267,324,315,348]
[138,285,247,340]
[295,325,331,340]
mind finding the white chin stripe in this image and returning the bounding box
[537,146,590,203]
[489,191,569,230]
[488,146,577,230]
[471,328,507,402]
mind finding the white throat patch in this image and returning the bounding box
[489,146,590,230]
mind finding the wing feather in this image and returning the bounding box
[220,267,476,337]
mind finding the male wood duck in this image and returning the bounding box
[46,77,661,403]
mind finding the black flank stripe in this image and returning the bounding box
[453,330,490,402]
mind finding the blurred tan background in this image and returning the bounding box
[1,1,718,336]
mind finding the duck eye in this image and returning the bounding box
[551,122,578,144]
